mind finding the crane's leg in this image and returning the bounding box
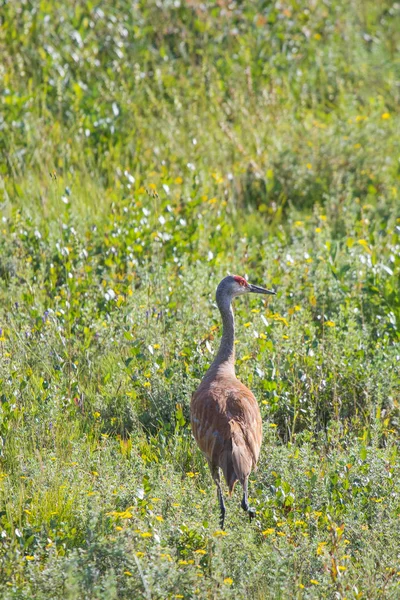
[209,462,226,529]
[241,477,256,522]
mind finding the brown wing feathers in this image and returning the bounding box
[191,381,262,492]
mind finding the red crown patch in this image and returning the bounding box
[233,275,248,287]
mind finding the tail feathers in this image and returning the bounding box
[219,421,255,494]
[220,450,237,494]
[230,421,253,486]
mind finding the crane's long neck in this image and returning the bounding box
[208,293,236,378]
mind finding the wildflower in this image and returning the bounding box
[310,579,319,585]
[213,530,228,536]
[381,113,390,119]
[224,578,233,585]
[140,532,152,538]
[262,528,275,535]
[317,542,327,555]
[160,553,172,561]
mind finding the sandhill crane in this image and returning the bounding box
[191,275,275,528]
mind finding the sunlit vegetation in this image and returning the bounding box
[0,0,399,598]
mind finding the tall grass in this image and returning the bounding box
[0,1,399,598]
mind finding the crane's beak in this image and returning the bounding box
[248,283,276,295]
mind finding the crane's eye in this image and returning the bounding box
[233,276,248,287]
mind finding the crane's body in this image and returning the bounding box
[191,275,275,528]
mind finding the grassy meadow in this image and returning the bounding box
[1,0,400,597]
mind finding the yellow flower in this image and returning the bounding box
[136,552,144,558]
[306,163,312,170]
[224,578,233,585]
[317,542,327,555]
[93,412,101,419]
[124,571,132,576]
[325,321,335,327]
[357,239,372,254]
[310,579,319,585]
[195,549,207,554]
[175,177,183,184]
[186,472,196,478]
[140,532,152,538]
[119,511,133,519]
[262,528,275,535]
[160,553,172,561]
[381,112,390,119]
[25,555,35,561]
[213,530,228,536]
[155,515,164,522]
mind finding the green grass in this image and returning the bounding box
[0,0,400,598]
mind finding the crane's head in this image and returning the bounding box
[216,275,276,302]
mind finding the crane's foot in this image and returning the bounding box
[241,494,256,522]
[248,507,256,522]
